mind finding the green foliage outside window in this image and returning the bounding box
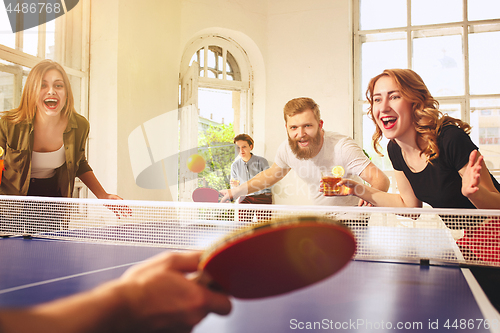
[197,123,235,190]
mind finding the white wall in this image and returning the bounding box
[90,0,181,201]
[265,0,352,205]
[89,0,352,204]
[178,0,268,156]
[88,0,119,198]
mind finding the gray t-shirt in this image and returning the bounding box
[231,154,272,195]
[274,131,371,206]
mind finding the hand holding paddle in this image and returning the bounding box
[196,215,356,299]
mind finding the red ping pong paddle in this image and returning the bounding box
[197,215,356,299]
[192,187,221,203]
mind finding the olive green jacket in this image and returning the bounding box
[0,113,92,197]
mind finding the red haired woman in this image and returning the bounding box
[338,68,500,209]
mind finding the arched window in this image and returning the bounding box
[190,45,241,81]
[178,34,253,201]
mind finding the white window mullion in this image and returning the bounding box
[407,0,412,69]
[54,14,66,64]
[203,46,208,78]
[463,0,470,124]
[80,0,90,119]
[0,62,23,107]
[222,48,227,80]
[352,0,362,142]
[15,30,22,52]
[38,23,46,59]
[13,68,23,107]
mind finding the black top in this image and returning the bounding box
[388,125,500,209]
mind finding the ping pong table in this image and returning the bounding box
[1,197,499,332]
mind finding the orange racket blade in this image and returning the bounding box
[198,215,356,299]
[192,187,221,203]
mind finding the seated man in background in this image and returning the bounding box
[231,134,273,205]
[230,134,273,222]
[220,97,390,206]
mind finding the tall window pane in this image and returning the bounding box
[197,89,236,191]
[440,103,461,119]
[470,98,500,170]
[0,7,15,49]
[468,0,500,21]
[0,71,14,111]
[359,0,406,30]
[361,37,407,95]
[69,75,82,115]
[199,88,234,125]
[22,26,39,56]
[469,31,500,95]
[413,34,464,96]
[412,0,463,26]
[45,20,56,60]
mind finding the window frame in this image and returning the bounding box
[0,1,91,196]
[353,0,500,173]
[0,1,90,116]
[180,33,253,141]
[178,34,253,201]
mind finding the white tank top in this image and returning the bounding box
[31,145,66,179]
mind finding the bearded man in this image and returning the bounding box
[220,97,390,206]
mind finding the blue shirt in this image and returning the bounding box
[231,154,271,195]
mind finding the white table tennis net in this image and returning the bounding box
[1,195,499,268]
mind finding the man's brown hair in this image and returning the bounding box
[283,97,321,123]
[233,134,254,147]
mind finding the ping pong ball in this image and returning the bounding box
[187,154,206,173]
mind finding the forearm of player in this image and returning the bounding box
[467,184,500,209]
[460,152,500,209]
[245,173,277,194]
[347,182,407,207]
[231,177,269,198]
[369,173,390,193]
[232,165,285,198]
[371,171,422,208]
[359,163,390,192]
[0,281,129,333]
[341,171,419,208]
[78,171,109,199]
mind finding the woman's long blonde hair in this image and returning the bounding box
[1,59,75,123]
[366,68,471,161]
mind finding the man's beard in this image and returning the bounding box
[288,129,322,160]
